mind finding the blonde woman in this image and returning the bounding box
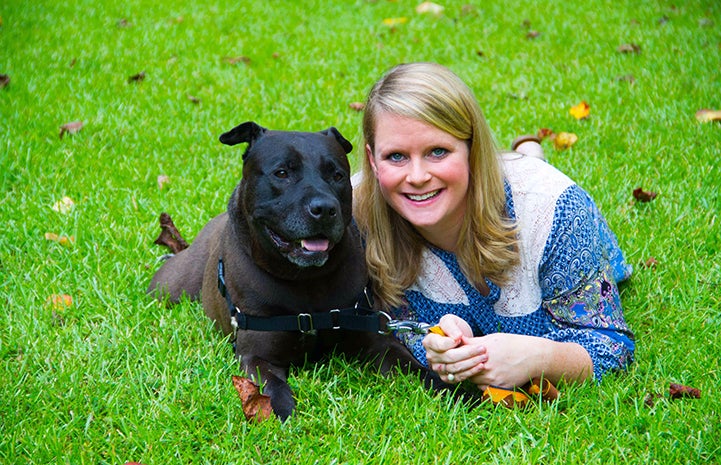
[354,62,634,391]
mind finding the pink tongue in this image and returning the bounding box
[301,238,329,252]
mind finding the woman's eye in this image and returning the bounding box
[430,148,447,157]
[388,152,405,162]
[274,169,288,179]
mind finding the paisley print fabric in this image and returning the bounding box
[390,154,635,381]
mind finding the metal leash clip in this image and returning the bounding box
[385,320,442,335]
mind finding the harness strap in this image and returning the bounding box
[217,258,388,334]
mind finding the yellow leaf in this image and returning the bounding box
[45,232,75,247]
[569,101,590,120]
[553,132,578,150]
[382,17,408,27]
[695,109,721,123]
[47,294,73,309]
[51,196,75,214]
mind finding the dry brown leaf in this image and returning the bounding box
[187,94,200,104]
[633,187,657,202]
[537,128,555,140]
[223,56,251,65]
[569,101,590,120]
[615,74,636,84]
[0,74,9,89]
[232,375,273,422]
[128,71,145,83]
[153,212,189,254]
[644,257,658,268]
[526,30,540,39]
[617,43,641,54]
[349,102,365,112]
[59,121,83,139]
[695,109,721,123]
[553,132,578,150]
[669,383,701,400]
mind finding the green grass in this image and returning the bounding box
[2,0,720,463]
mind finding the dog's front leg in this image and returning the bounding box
[241,354,295,421]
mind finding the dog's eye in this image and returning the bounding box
[274,169,288,179]
[332,171,344,182]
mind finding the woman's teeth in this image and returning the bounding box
[407,190,439,201]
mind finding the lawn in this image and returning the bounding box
[1,0,720,463]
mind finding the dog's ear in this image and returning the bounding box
[219,122,267,147]
[323,127,353,154]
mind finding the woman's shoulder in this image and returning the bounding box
[500,152,575,201]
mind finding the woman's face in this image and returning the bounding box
[367,112,470,251]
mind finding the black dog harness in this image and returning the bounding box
[217,258,394,335]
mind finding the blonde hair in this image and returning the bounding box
[354,62,519,308]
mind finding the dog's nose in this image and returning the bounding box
[308,198,337,220]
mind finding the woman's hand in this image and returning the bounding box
[462,333,593,389]
[423,314,593,388]
[422,315,487,383]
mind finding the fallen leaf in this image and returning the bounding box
[695,109,721,123]
[223,56,251,65]
[46,294,73,309]
[59,121,83,139]
[51,196,75,214]
[45,232,75,247]
[617,43,641,54]
[537,128,555,140]
[0,74,9,89]
[643,392,662,408]
[349,102,365,112]
[232,375,273,422]
[153,212,189,254]
[382,17,408,27]
[415,2,444,16]
[669,383,701,400]
[699,18,714,28]
[128,71,145,83]
[475,50,485,57]
[157,174,170,189]
[553,132,578,150]
[633,187,657,202]
[644,257,658,268]
[615,74,636,84]
[187,94,200,104]
[658,15,670,25]
[569,101,590,120]
[526,30,540,39]
[117,18,132,28]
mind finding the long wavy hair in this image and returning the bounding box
[354,62,519,309]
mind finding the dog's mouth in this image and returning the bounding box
[266,227,334,267]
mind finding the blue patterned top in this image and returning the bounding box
[390,154,635,381]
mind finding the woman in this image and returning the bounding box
[354,62,634,391]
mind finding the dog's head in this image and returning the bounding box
[220,121,354,271]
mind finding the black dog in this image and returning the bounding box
[148,122,444,420]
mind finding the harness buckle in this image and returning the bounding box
[329,309,341,330]
[377,311,392,335]
[297,313,314,333]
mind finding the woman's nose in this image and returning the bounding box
[405,159,432,185]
